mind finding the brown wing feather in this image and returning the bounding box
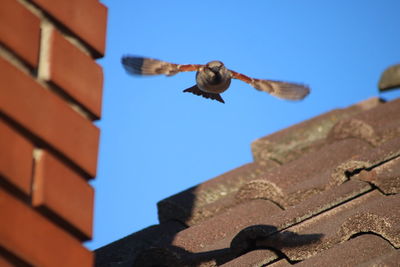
[178,64,202,72]
[122,56,202,77]
[230,70,310,100]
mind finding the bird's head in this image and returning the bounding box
[205,61,225,73]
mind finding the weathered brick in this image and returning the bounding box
[33,150,94,240]
[0,57,99,178]
[0,118,33,195]
[31,0,107,57]
[0,188,93,267]
[46,28,103,119]
[0,0,40,67]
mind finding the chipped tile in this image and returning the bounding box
[354,136,400,168]
[355,156,400,194]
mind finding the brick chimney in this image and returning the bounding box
[0,0,107,266]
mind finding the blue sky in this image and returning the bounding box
[88,0,400,249]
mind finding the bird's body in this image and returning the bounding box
[196,60,231,94]
[122,56,310,103]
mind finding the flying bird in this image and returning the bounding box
[121,56,310,103]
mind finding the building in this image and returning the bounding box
[0,0,107,266]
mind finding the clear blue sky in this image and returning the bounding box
[88,0,400,249]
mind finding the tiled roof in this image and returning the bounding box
[95,97,400,267]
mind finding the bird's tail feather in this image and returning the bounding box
[183,85,225,103]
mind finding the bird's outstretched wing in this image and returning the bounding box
[122,56,202,77]
[229,70,310,100]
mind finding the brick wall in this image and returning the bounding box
[0,0,107,266]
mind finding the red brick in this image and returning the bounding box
[33,150,94,240]
[31,0,107,57]
[0,188,93,267]
[0,118,33,195]
[0,57,99,177]
[0,0,40,67]
[47,29,103,119]
[0,255,14,267]
[0,249,29,267]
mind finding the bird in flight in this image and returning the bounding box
[121,56,310,103]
